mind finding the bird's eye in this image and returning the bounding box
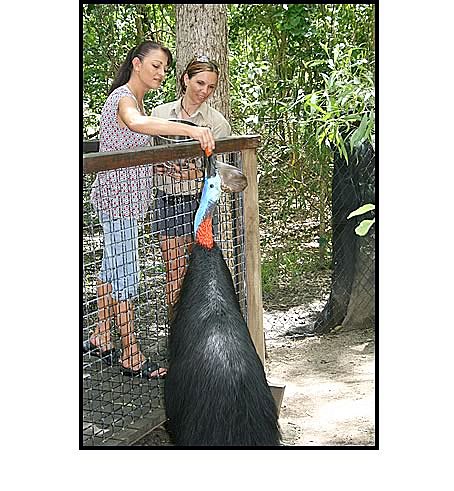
[210,184,214,188]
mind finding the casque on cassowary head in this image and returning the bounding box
[164,151,281,447]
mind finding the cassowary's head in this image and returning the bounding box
[194,150,247,249]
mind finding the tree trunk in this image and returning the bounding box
[174,5,240,328]
[175,4,230,120]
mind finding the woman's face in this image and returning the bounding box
[134,49,169,89]
[184,71,218,104]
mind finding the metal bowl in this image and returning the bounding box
[153,118,198,146]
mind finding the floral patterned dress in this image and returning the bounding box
[90,84,153,219]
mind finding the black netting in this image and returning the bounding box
[309,141,375,335]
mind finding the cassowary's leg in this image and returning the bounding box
[159,234,193,309]
[90,280,114,351]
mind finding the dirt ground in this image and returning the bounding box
[264,324,375,446]
[260,267,375,447]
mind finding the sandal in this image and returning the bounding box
[82,339,118,366]
[120,360,167,380]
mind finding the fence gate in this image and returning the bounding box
[82,136,262,446]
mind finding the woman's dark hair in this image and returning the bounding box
[108,41,173,95]
[179,56,219,94]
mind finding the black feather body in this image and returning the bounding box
[165,243,281,446]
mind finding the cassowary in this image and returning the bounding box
[164,152,281,446]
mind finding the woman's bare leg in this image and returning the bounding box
[114,299,143,369]
[115,299,166,378]
[159,234,193,309]
[90,281,114,351]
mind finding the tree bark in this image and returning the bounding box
[175,4,230,120]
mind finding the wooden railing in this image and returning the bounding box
[82,135,265,363]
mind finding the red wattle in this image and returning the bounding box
[196,217,214,249]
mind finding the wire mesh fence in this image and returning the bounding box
[82,145,247,446]
[310,141,375,334]
[81,136,375,446]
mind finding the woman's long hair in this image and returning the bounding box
[108,41,173,96]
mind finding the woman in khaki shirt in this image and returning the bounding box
[151,56,231,316]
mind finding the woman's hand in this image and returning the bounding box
[189,126,215,153]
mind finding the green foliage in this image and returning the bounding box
[82,4,375,287]
[262,249,311,295]
[301,42,375,162]
[347,203,375,219]
[354,219,375,237]
[225,4,375,280]
[226,4,375,217]
[348,203,375,236]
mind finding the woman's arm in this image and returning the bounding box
[118,97,215,151]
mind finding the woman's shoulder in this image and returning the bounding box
[112,84,131,94]
[101,86,136,118]
[105,85,135,106]
[205,104,225,119]
[205,105,231,137]
[111,84,132,96]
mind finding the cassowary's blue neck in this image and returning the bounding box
[194,172,222,248]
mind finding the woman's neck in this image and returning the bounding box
[126,78,146,105]
[181,94,202,118]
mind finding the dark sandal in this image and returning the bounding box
[120,360,167,380]
[82,339,118,366]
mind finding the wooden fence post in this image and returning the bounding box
[242,148,265,364]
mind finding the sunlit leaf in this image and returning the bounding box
[355,218,375,236]
[349,113,368,149]
[347,203,375,219]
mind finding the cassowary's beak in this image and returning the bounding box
[217,161,248,193]
[204,150,217,178]
[204,149,248,193]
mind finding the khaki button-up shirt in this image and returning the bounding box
[151,98,231,195]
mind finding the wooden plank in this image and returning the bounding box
[126,409,168,445]
[83,135,261,174]
[242,148,265,364]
